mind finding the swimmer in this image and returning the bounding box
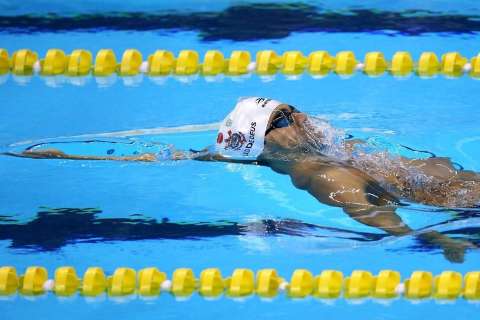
[6,97,479,262]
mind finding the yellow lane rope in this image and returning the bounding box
[1,266,479,300]
[1,48,479,80]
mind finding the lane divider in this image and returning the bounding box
[1,48,479,80]
[1,266,479,300]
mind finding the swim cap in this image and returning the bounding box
[215,97,282,160]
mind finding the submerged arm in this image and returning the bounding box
[288,161,473,262]
[343,205,472,263]
[175,147,261,165]
[4,140,259,164]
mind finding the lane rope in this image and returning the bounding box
[1,266,479,300]
[1,49,479,85]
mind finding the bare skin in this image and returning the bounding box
[4,149,158,162]
[6,104,478,262]
[262,106,478,261]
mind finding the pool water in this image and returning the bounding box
[1,1,480,319]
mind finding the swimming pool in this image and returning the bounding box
[1,1,480,319]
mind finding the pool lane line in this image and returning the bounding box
[1,266,479,300]
[1,49,479,86]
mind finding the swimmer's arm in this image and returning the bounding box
[290,163,473,262]
[193,153,255,164]
[4,148,157,162]
[15,146,257,163]
[343,205,412,236]
[345,204,474,262]
[292,164,412,235]
[174,148,260,165]
[298,165,444,237]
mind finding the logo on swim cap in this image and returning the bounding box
[255,97,273,108]
[224,130,246,151]
[216,97,282,160]
[216,133,224,144]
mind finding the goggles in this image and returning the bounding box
[265,105,299,136]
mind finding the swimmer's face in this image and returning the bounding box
[263,104,309,152]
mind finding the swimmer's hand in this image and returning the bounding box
[421,231,477,263]
[440,238,477,264]
[22,148,68,159]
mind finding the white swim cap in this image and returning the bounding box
[215,97,282,160]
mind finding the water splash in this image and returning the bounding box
[300,116,480,208]
[302,115,350,160]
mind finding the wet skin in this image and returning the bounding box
[256,105,478,262]
[7,104,478,262]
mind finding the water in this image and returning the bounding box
[1,2,480,319]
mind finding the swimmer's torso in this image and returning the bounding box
[263,151,480,209]
[349,154,480,208]
[262,155,400,209]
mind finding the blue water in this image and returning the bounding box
[1,0,480,15]
[1,2,480,319]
